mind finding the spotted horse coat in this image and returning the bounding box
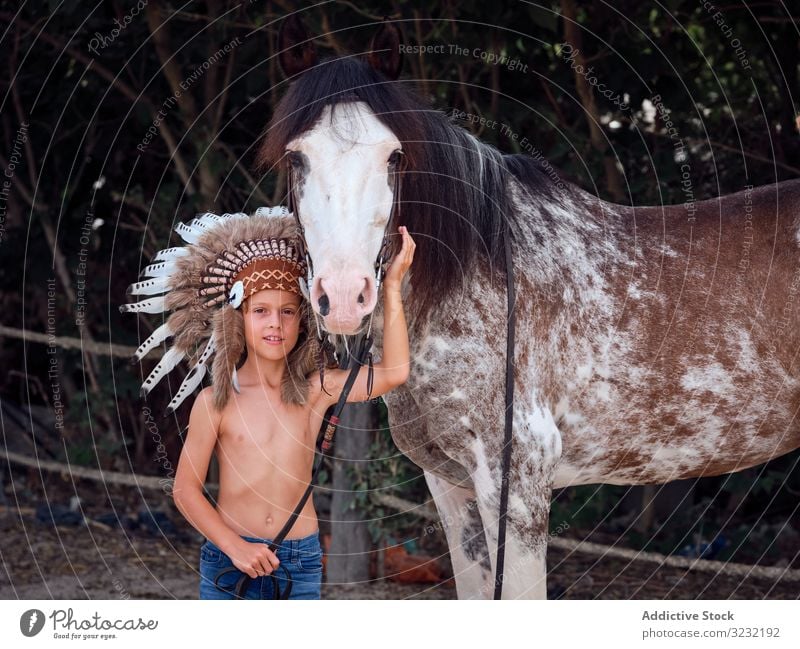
[376,177,800,599]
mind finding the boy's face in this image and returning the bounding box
[242,289,303,362]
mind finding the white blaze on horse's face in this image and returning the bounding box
[286,102,401,335]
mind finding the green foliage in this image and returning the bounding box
[346,401,426,545]
[550,484,628,532]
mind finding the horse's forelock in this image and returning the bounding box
[255,57,424,171]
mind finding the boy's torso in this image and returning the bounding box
[212,378,329,540]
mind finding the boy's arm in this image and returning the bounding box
[317,226,415,407]
[320,285,410,405]
[172,387,242,557]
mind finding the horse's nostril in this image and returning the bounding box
[358,293,365,305]
[319,293,330,316]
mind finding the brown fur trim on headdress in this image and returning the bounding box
[211,304,245,411]
[279,299,320,406]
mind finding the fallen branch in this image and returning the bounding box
[0,449,220,493]
[2,449,171,490]
[0,325,137,358]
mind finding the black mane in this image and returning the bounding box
[255,56,559,323]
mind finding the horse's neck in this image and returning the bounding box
[371,179,618,365]
[509,178,614,293]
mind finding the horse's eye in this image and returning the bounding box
[388,149,404,167]
[286,151,304,169]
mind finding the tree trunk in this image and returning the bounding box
[561,0,626,201]
[327,401,375,584]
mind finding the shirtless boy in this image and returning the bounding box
[172,224,416,599]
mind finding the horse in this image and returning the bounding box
[255,16,800,599]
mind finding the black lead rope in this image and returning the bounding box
[213,333,374,599]
[493,217,516,600]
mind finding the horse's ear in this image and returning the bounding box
[366,19,403,80]
[277,14,319,79]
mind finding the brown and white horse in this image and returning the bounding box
[258,17,800,598]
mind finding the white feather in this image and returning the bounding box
[164,336,216,414]
[153,247,189,262]
[119,295,167,314]
[299,276,310,301]
[127,276,170,296]
[140,260,177,278]
[254,206,290,218]
[189,214,219,230]
[140,347,185,396]
[174,222,202,244]
[133,322,173,361]
[195,212,222,223]
[165,363,207,414]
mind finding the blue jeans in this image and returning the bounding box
[199,532,323,600]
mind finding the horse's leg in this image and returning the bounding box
[469,409,562,600]
[423,471,493,599]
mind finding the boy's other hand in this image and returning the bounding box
[230,539,280,578]
[384,226,415,291]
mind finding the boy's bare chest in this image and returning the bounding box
[217,392,311,454]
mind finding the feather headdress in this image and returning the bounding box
[120,207,322,414]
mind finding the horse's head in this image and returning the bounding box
[256,16,518,336]
[260,16,407,335]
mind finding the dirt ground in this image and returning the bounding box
[1,507,797,600]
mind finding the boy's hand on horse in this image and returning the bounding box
[383,226,415,291]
